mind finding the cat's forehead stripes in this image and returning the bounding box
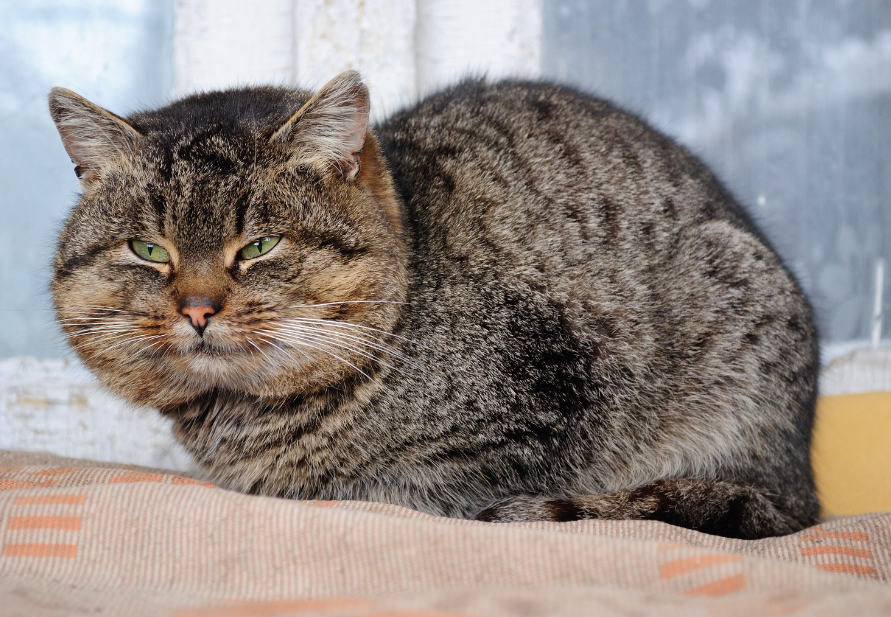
[141,137,264,253]
[121,87,310,247]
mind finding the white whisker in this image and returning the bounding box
[246,337,274,364]
[258,329,371,379]
[81,333,167,360]
[267,325,422,380]
[275,328,384,368]
[284,300,406,309]
[285,315,429,350]
[275,321,425,374]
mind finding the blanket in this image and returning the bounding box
[1,450,889,616]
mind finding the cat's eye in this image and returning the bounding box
[238,236,280,260]
[130,240,171,263]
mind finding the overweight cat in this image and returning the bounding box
[49,71,819,538]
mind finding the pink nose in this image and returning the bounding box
[180,305,216,329]
[178,296,222,336]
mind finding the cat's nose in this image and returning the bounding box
[179,296,221,336]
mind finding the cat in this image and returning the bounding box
[49,70,820,539]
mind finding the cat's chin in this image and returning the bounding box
[85,341,346,409]
[174,349,283,392]
[168,344,343,402]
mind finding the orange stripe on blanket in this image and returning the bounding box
[801,546,871,559]
[32,467,77,477]
[684,573,746,597]
[2,543,77,558]
[0,478,55,491]
[13,494,85,505]
[108,472,166,484]
[815,563,878,575]
[170,476,218,488]
[657,543,689,551]
[800,531,868,542]
[310,500,341,508]
[659,554,742,579]
[350,608,467,617]
[8,516,81,530]
[176,599,463,617]
[174,598,372,617]
[105,471,217,487]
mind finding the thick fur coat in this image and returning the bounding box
[49,72,819,539]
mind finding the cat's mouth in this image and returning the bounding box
[177,328,246,357]
[174,337,251,372]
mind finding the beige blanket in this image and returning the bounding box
[1,450,889,616]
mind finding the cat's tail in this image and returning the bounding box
[473,478,815,539]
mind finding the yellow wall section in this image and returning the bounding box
[812,392,891,516]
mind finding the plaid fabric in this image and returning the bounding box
[1,450,889,616]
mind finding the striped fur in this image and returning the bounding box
[49,72,820,538]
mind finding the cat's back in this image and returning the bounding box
[376,80,817,484]
[374,79,816,514]
[376,79,759,249]
[374,78,803,334]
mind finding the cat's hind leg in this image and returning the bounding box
[474,478,808,539]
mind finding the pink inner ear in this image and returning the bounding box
[346,118,366,155]
[270,71,371,179]
[338,105,368,178]
[57,125,101,183]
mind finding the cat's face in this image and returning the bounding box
[50,72,406,408]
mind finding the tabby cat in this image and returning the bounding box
[49,71,820,539]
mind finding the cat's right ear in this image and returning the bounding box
[48,88,141,189]
[271,71,370,180]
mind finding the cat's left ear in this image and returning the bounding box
[48,88,142,188]
[272,71,369,181]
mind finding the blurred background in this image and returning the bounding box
[1,0,889,467]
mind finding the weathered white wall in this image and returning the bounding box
[0,358,193,470]
[294,0,417,121]
[173,0,294,96]
[415,0,542,96]
[173,0,542,119]
[821,348,891,396]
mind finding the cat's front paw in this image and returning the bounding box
[474,496,585,523]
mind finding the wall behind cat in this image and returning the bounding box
[171,0,542,122]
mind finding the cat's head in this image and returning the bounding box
[49,72,407,408]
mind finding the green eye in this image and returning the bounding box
[130,240,171,263]
[238,236,280,260]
